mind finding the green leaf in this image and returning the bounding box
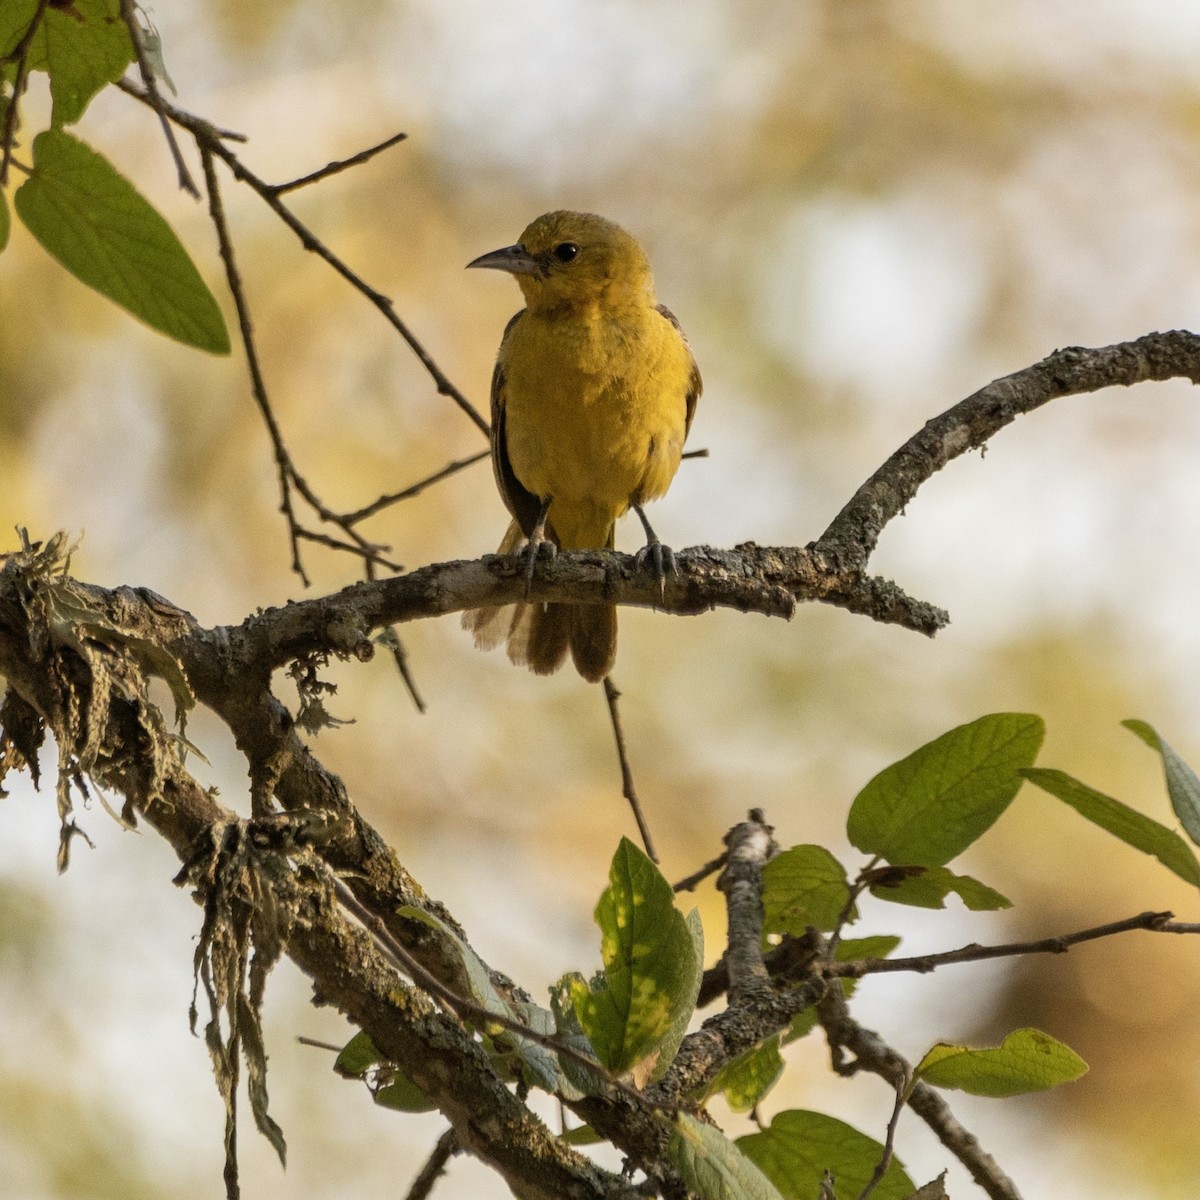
[909,1175,950,1199]
[0,0,39,58]
[570,838,702,1083]
[1022,767,1200,886]
[738,1110,914,1200]
[374,1075,438,1113]
[655,907,704,1077]
[333,1031,437,1114]
[560,1124,603,1146]
[868,866,1011,911]
[848,714,1044,867]
[15,130,231,353]
[671,1113,787,1200]
[334,1030,383,1076]
[762,845,853,933]
[835,936,902,961]
[1123,719,1200,847]
[396,906,572,1096]
[707,1036,785,1113]
[914,1028,1087,1097]
[30,0,134,126]
[781,1006,818,1045]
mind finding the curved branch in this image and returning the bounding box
[815,330,1200,571]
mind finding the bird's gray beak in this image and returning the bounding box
[466,244,542,276]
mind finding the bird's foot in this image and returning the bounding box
[631,503,676,600]
[635,537,676,599]
[522,502,556,599]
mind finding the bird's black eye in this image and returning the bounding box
[552,242,579,263]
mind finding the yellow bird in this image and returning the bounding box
[462,211,701,683]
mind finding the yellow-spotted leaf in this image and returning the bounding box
[569,838,702,1083]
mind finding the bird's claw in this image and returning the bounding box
[523,534,557,598]
[636,539,676,599]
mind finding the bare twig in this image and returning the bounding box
[824,864,877,961]
[344,449,491,525]
[199,147,400,582]
[602,676,657,862]
[404,1128,458,1200]
[858,1074,909,1200]
[116,79,489,437]
[673,851,727,893]
[199,146,309,582]
[272,131,408,195]
[384,629,427,713]
[829,910,1176,979]
[117,0,198,196]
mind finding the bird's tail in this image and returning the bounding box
[462,520,617,682]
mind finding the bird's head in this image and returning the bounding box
[467,211,655,314]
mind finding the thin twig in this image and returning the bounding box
[272,131,408,195]
[858,1074,909,1200]
[404,1128,458,1200]
[295,1036,343,1053]
[387,629,427,714]
[117,0,198,196]
[0,0,50,189]
[344,449,491,525]
[829,910,1176,979]
[824,869,874,962]
[116,79,489,437]
[293,527,401,571]
[200,148,400,582]
[199,146,309,583]
[602,676,658,863]
[331,879,656,1111]
[673,851,727,893]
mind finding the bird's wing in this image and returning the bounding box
[656,303,703,438]
[490,309,544,538]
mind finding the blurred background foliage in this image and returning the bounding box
[2,1,1200,1197]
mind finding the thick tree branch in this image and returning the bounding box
[717,810,776,1000]
[0,551,649,1200]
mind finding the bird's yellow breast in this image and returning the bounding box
[501,302,692,549]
